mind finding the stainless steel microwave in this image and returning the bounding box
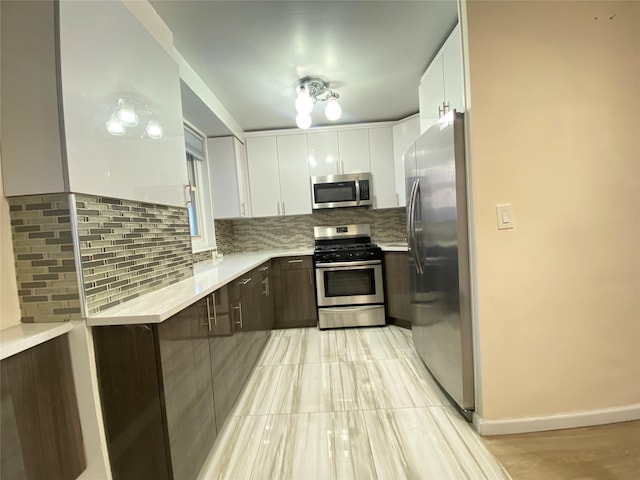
[311,173,373,210]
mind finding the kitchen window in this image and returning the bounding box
[184,125,216,252]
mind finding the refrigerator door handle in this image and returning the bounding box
[408,179,422,274]
[413,181,424,274]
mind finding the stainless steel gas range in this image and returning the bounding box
[313,224,385,329]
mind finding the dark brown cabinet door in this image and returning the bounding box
[384,252,411,323]
[156,300,217,480]
[208,286,242,431]
[93,325,171,480]
[1,335,86,480]
[275,256,318,328]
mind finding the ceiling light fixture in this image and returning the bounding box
[294,77,341,129]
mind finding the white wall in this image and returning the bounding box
[462,0,640,423]
[0,155,21,330]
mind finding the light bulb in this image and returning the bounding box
[325,97,342,121]
[145,120,163,139]
[296,112,312,129]
[106,116,125,136]
[116,103,138,127]
[295,89,313,114]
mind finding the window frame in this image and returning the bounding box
[184,123,216,253]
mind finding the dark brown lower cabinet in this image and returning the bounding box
[156,300,217,480]
[94,268,275,480]
[0,334,86,480]
[274,256,317,328]
[384,252,411,327]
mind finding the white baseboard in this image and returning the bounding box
[473,403,640,436]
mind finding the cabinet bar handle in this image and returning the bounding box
[261,277,269,296]
[309,269,313,285]
[233,303,243,328]
[282,202,286,215]
[241,202,246,216]
[259,266,269,271]
[202,297,211,330]
[212,292,217,327]
[237,277,252,285]
[396,193,400,207]
[277,202,281,215]
[288,259,303,263]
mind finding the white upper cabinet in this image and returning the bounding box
[208,137,252,219]
[442,25,464,118]
[1,1,187,206]
[276,135,312,216]
[246,137,280,217]
[419,23,465,133]
[419,55,445,134]
[307,131,339,177]
[392,115,421,207]
[368,127,396,209]
[59,1,187,206]
[338,130,370,174]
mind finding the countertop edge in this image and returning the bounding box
[0,322,74,361]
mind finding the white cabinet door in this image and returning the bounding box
[419,55,445,134]
[307,131,339,177]
[338,129,370,174]
[234,139,252,217]
[277,135,312,216]
[246,136,280,217]
[208,137,242,219]
[392,115,420,207]
[368,127,395,209]
[442,24,465,114]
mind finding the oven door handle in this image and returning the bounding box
[314,260,382,268]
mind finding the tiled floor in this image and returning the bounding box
[197,326,510,479]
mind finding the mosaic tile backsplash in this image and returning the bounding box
[8,194,82,323]
[76,194,193,315]
[216,207,406,253]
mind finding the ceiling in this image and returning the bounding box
[150,1,459,136]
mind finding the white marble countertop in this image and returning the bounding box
[0,322,74,361]
[88,244,407,327]
[87,248,313,326]
[379,242,409,252]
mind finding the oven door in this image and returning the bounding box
[315,260,384,307]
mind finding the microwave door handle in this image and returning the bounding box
[355,179,361,206]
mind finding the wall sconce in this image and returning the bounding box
[295,77,342,129]
[105,98,163,139]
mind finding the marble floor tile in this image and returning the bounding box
[388,325,420,358]
[197,414,268,480]
[345,326,406,361]
[430,406,511,479]
[250,411,378,480]
[269,362,361,414]
[250,412,334,480]
[200,326,509,480]
[354,358,450,410]
[232,365,282,416]
[259,330,306,366]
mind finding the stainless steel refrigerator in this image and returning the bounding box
[404,111,474,420]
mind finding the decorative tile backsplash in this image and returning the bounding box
[217,207,406,253]
[75,194,193,315]
[8,194,82,323]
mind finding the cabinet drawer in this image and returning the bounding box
[279,256,313,270]
[231,261,272,299]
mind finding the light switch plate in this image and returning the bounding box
[496,204,514,230]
